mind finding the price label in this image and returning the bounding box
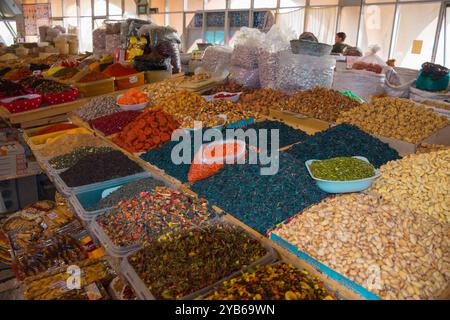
[32,70,41,76]
[129,75,138,84]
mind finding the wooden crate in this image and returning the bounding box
[269,109,331,135]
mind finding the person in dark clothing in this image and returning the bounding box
[332,32,348,54]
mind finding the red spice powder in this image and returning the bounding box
[102,63,138,77]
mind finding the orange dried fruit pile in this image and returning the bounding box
[113,109,179,153]
[117,88,148,105]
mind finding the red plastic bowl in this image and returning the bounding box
[41,87,79,105]
[0,94,42,113]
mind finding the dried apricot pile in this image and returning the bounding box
[117,88,148,105]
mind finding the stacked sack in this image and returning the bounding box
[230,27,264,88]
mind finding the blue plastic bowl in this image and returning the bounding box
[305,156,381,194]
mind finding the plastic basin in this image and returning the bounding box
[305,156,381,193]
[117,94,148,111]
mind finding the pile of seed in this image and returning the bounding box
[59,150,143,187]
[271,193,450,300]
[370,149,450,224]
[38,134,109,158]
[191,152,328,234]
[128,223,268,299]
[245,120,309,149]
[96,186,218,247]
[204,263,335,300]
[74,95,121,121]
[48,146,114,169]
[287,124,400,168]
[310,157,375,181]
[88,177,164,210]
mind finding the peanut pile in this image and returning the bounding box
[370,149,450,224]
[142,80,178,106]
[239,88,290,116]
[271,193,450,300]
[278,87,360,122]
[336,97,449,143]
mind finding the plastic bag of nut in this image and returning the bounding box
[230,27,264,70]
[230,66,260,89]
[201,46,233,75]
[93,27,106,51]
[276,52,336,93]
[332,69,386,101]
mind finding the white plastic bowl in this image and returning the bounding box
[117,94,148,111]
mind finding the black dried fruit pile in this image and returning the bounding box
[191,152,328,234]
[60,150,143,187]
[286,124,400,168]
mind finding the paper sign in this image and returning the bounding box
[411,40,423,54]
[129,75,138,84]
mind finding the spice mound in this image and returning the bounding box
[88,177,164,211]
[96,186,218,247]
[271,193,450,300]
[88,110,141,136]
[205,263,335,300]
[370,149,450,224]
[74,95,121,121]
[310,157,375,181]
[127,223,268,299]
[77,71,109,83]
[34,81,73,95]
[59,150,143,187]
[36,123,78,136]
[49,146,114,169]
[287,124,400,168]
[102,63,138,77]
[336,97,449,143]
[38,133,108,157]
[112,109,179,153]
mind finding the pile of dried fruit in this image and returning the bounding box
[245,120,309,149]
[370,149,450,224]
[310,157,375,181]
[117,88,148,105]
[2,67,32,81]
[287,124,400,168]
[278,87,360,122]
[191,152,328,234]
[156,91,210,124]
[112,109,179,152]
[89,110,141,136]
[203,82,250,95]
[88,177,164,211]
[142,80,178,106]
[34,81,73,95]
[207,99,256,125]
[271,193,450,300]
[38,133,108,157]
[416,143,449,154]
[336,97,449,143]
[0,79,28,97]
[204,263,335,300]
[127,223,268,299]
[239,88,290,116]
[59,150,143,187]
[96,186,218,247]
[48,146,114,169]
[74,95,121,121]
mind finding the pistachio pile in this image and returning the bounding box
[277,87,360,122]
[370,149,450,224]
[271,193,450,300]
[336,97,449,143]
[416,143,449,155]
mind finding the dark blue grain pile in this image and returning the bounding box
[286,124,400,168]
[191,151,328,234]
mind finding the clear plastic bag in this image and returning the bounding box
[231,27,264,70]
[230,66,260,88]
[201,46,233,75]
[332,69,385,100]
[93,27,106,50]
[105,34,121,53]
[355,45,387,67]
[275,52,336,92]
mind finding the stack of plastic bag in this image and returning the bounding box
[332,45,387,100]
[230,28,264,88]
[201,46,233,76]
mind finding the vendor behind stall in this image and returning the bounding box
[332,32,348,54]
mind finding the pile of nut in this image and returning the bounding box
[271,193,450,300]
[416,143,449,155]
[419,100,450,111]
[203,82,250,95]
[370,149,450,224]
[208,99,256,123]
[336,97,449,143]
[278,87,360,122]
[142,80,178,106]
[239,88,290,116]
